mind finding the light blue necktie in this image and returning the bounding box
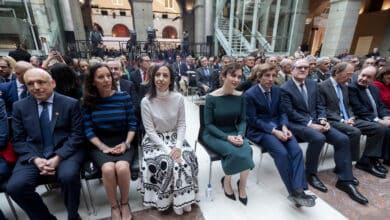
[336,85,349,120]
[365,88,378,117]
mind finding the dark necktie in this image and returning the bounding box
[20,85,27,99]
[39,102,54,158]
[365,88,378,117]
[264,91,271,109]
[300,83,308,107]
[336,85,349,120]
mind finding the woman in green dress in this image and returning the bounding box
[202,62,254,205]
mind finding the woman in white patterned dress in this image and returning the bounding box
[139,64,199,215]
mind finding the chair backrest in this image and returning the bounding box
[188,71,197,87]
[197,104,205,144]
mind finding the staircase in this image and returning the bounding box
[214,0,273,56]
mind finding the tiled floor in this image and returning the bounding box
[0,97,357,220]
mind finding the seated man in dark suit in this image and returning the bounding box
[281,59,368,204]
[196,56,213,95]
[0,61,33,115]
[319,63,387,178]
[130,55,151,95]
[348,66,390,173]
[246,63,315,207]
[6,68,84,220]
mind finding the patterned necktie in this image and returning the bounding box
[264,91,271,109]
[336,85,349,120]
[40,102,54,158]
[365,88,378,117]
[300,83,308,107]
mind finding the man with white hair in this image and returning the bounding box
[314,57,331,82]
[275,58,292,85]
[7,68,84,220]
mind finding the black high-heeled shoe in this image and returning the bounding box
[237,180,248,205]
[221,176,236,201]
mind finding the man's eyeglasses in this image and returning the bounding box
[295,66,309,70]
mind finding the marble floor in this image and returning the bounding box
[0,96,370,220]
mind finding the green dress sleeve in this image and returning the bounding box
[204,95,228,140]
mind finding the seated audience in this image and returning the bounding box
[202,63,254,205]
[245,63,315,207]
[349,66,390,167]
[7,68,85,220]
[140,64,198,215]
[0,99,10,220]
[281,59,368,204]
[82,64,137,220]
[373,66,390,112]
[315,57,331,82]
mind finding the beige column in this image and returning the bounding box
[321,0,362,56]
[58,0,86,41]
[194,0,206,47]
[132,0,153,41]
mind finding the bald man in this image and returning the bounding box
[7,68,84,220]
[0,61,33,115]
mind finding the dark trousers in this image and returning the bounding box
[257,134,307,194]
[289,124,353,181]
[331,119,386,162]
[6,153,83,220]
[382,127,390,161]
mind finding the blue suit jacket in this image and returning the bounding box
[281,79,326,129]
[0,99,8,149]
[0,80,18,115]
[348,81,390,121]
[12,92,84,163]
[245,85,288,143]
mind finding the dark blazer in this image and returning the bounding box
[348,81,390,121]
[196,67,213,89]
[12,92,84,163]
[130,69,142,94]
[315,70,331,83]
[0,74,16,83]
[0,81,18,115]
[281,79,326,127]
[0,99,8,149]
[119,78,140,118]
[318,78,354,122]
[245,85,288,143]
[179,63,195,76]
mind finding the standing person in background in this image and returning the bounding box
[140,64,198,215]
[8,43,31,62]
[90,23,104,58]
[202,63,254,206]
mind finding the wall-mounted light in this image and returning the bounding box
[185,0,195,14]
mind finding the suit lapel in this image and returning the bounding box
[325,80,339,103]
[270,86,278,112]
[28,97,42,138]
[50,94,59,133]
[291,80,309,111]
[254,85,270,112]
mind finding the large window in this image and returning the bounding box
[112,24,129,37]
[162,26,177,39]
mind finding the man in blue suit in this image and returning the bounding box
[246,63,315,207]
[281,59,368,204]
[0,61,32,115]
[6,68,84,220]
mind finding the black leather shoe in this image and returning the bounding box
[306,174,328,192]
[237,180,247,205]
[221,177,236,201]
[288,189,316,207]
[335,181,368,205]
[352,177,359,186]
[374,160,388,173]
[355,163,386,178]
